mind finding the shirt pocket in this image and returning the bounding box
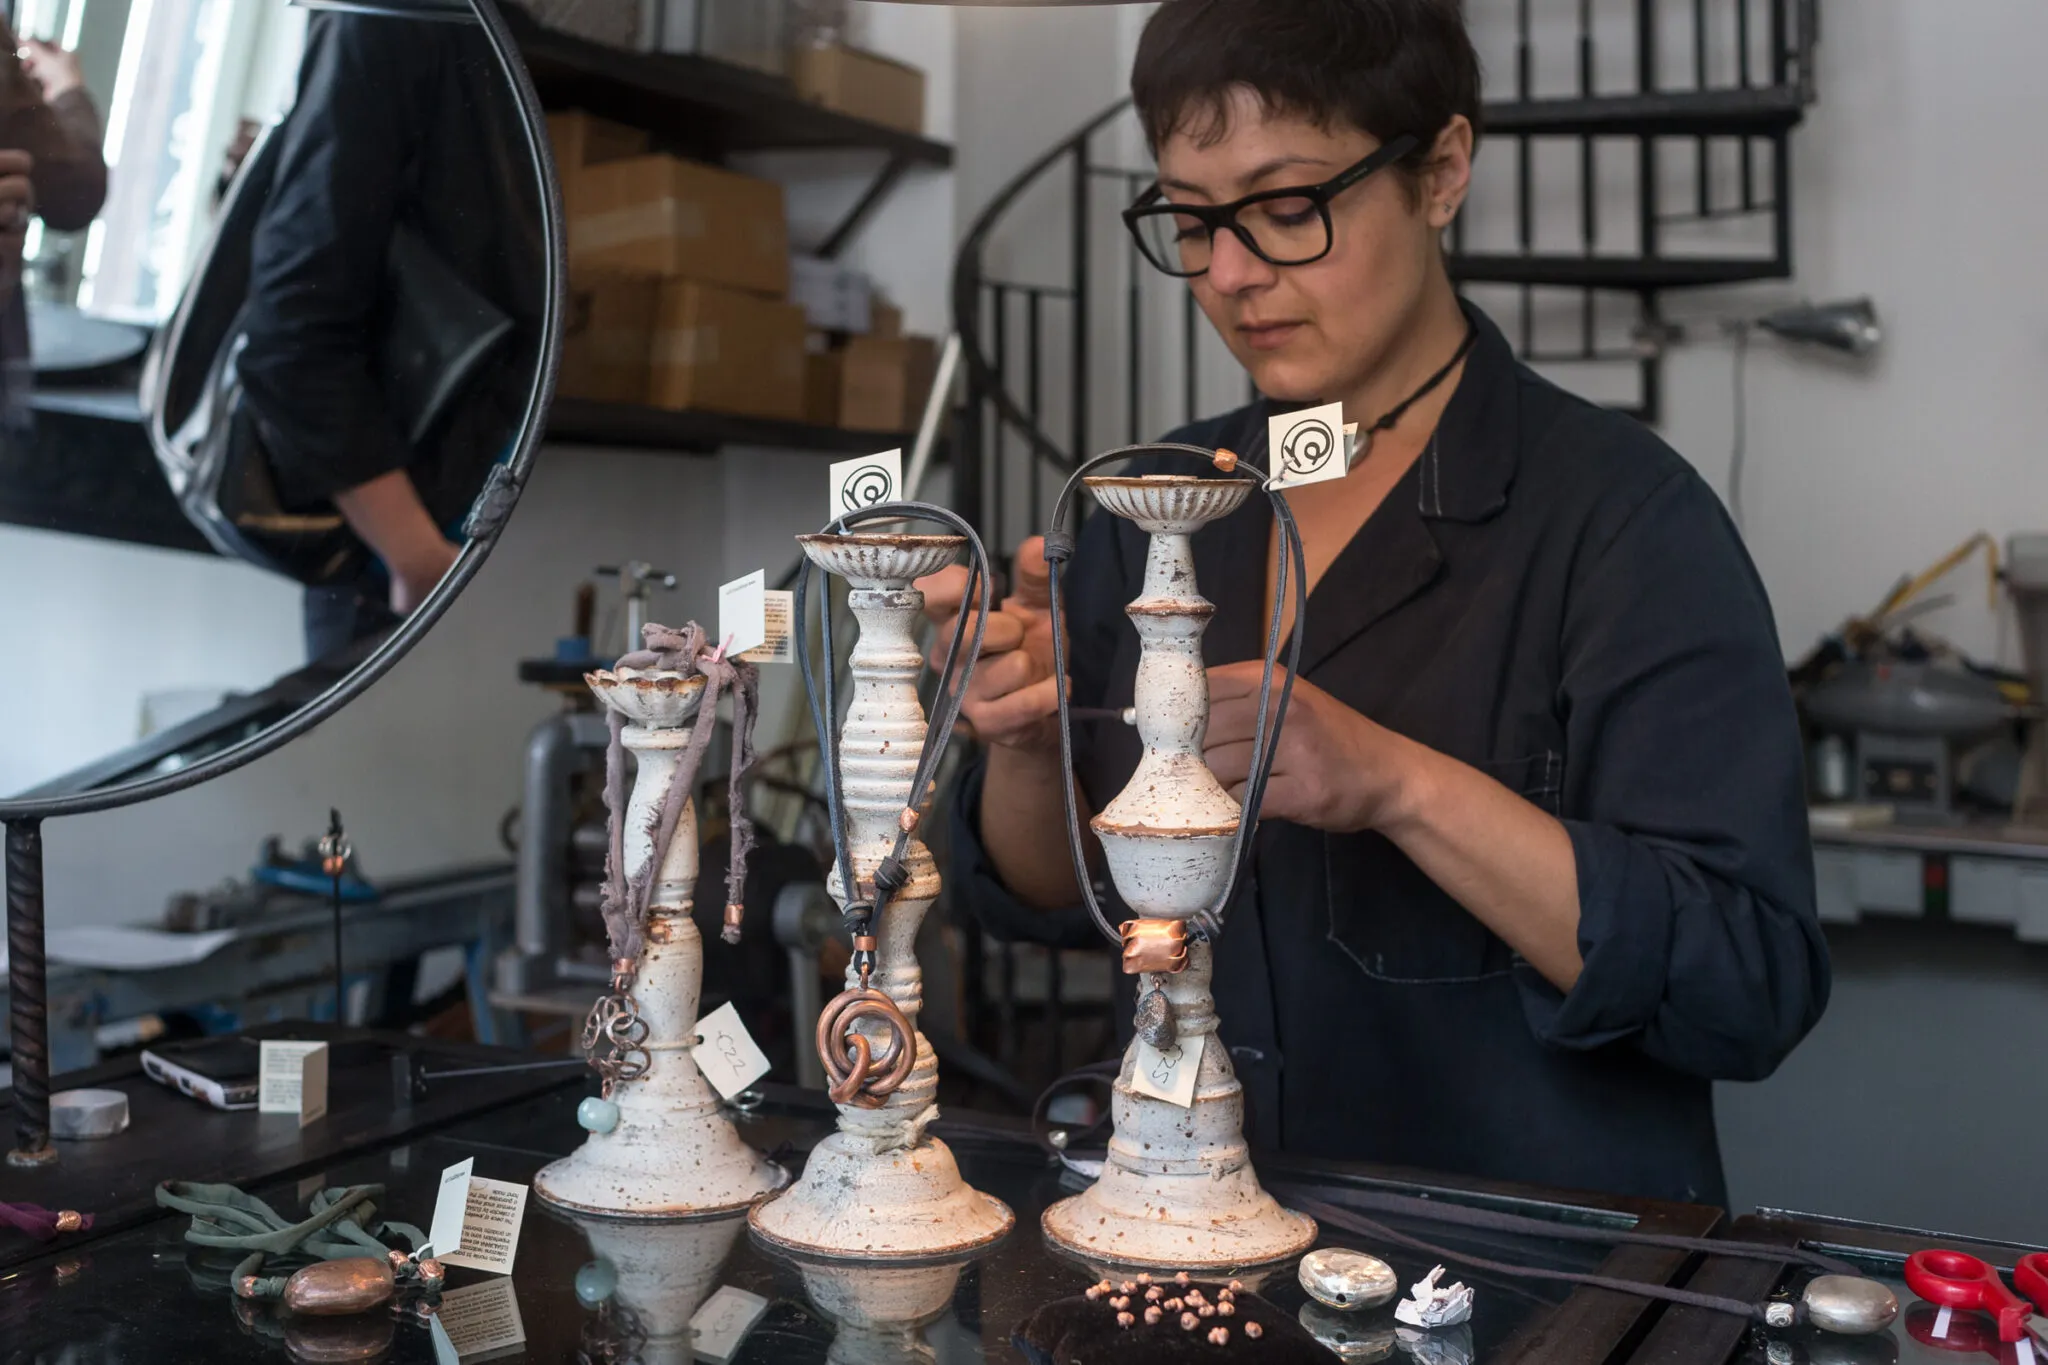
[1323,751,1562,984]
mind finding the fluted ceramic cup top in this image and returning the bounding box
[1084,475,1253,534]
[797,533,966,590]
[586,669,707,729]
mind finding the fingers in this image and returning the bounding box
[924,606,1025,673]
[1011,536,1051,610]
[0,150,33,177]
[1205,738,1255,791]
[916,564,970,622]
[962,674,1061,747]
[965,645,1047,703]
[1206,659,1284,702]
[1205,692,1270,749]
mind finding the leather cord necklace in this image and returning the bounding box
[1346,320,1479,469]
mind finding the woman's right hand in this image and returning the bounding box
[916,535,1063,753]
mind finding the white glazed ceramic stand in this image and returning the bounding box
[535,669,787,1219]
[571,1213,748,1365]
[750,535,1013,1259]
[1040,477,1316,1270]
[796,1258,968,1365]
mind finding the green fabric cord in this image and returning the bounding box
[155,1181,429,1298]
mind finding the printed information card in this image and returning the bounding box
[257,1041,328,1127]
[428,1157,530,1276]
[430,1277,527,1364]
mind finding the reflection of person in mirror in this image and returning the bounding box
[237,10,543,657]
[0,25,107,427]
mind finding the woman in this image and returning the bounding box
[0,30,106,427]
[925,0,1826,1207]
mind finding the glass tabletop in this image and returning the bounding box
[0,1089,1653,1364]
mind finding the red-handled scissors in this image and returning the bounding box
[1906,1250,2048,1348]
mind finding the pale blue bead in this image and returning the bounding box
[574,1259,618,1307]
[577,1096,621,1134]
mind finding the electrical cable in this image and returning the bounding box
[1040,443,1308,947]
[1728,322,1749,532]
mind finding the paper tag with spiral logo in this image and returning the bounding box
[691,1001,772,1099]
[1267,402,1348,490]
[1130,1033,1204,1108]
[828,448,903,518]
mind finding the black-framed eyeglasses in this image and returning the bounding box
[1121,134,1422,279]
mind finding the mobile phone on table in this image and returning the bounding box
[141,1036,262,1110]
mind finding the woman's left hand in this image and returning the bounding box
[1204,661,1421,834]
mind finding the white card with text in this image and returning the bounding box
[828,449,903,518]
[1130,1034,1204,1109]
[691,1285,772,1364]
[428,1158,530,1276]
[1267,402,1348,489]
[257,1041,328,1126]
[690,1001,772,1100]
[430,1277,527,1364]
[718,569,768,658]
[737,590,794,665]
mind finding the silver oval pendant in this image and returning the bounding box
[1299,1248,1400,1310]
[1802,1275,1900,1335]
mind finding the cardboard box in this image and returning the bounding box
[548,110,650,172]
[515,0,641,48]
[649,280,807,421]
[558,272,659,404]
[789,254,873,334]
[569,154,790,298]
[867,299,903,339]
[809,334,938,432]
[790,45,925,136]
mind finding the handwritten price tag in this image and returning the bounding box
[691,1285,771,1364]
[690,1001,772,1100]
[1130,1034,1203,1109]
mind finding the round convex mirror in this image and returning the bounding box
[0,0,560,819]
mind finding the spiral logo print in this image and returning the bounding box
[1280,416,1337,479]
[840,462,896,511]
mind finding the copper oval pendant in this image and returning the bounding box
[280,1257,396,1316]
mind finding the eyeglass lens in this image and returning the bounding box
[1134,193,1329,275]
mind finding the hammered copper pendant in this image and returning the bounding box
[281,1257,396,1315]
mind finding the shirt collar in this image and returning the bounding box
[1414,298,1521,524]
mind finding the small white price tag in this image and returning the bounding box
[737,589,794,665]
[1130,1034,1203,1109]
[1933,1306,1952,1339]
[690,1284,771,1364]
[1268,401,1348,489]
[718,569,768,658]
[828,448,903,517]
[690,1001,772,1099]
[430,1278,527,1364]
[428,1158,529,1276]
[257,1041,328,1127]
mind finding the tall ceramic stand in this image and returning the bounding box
[1040,476,1316,1269]
[535,667,787,1219]
[789,1255,972,1365]
[749,534,1013,1259]
[562,1211,748,1365]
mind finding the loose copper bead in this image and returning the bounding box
[1176,1271,1192,1285]
[54,1211,83,1234]
[1137,1273,1153,1285]
[1145,1307,1164,1325]
[236,1275,263,1299]
[1181,1313,1200,1331]
[1146,1286,1164,1302]
[1209,1326,1230,1346]
[416,1258,445,1289]
[1111,1296,1129,1310]
[1085,1287,1103,1301]
[1165,1298,1184,1312]
[1228,1280,1243,1293]
[1186,1289,1206,1305]
[1121,1281,1137,1294]
[1117,1312,1135,1329]
[1199,1304,1216,1318]
[1245,1322,1263,1340]
[1217,1300,1236,1316]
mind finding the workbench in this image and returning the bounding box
[2,1052,2037,1363]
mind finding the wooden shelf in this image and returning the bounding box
[545,398,908,454]
[510,12,953,168]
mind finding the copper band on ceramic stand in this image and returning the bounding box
[1120,919,1189,975]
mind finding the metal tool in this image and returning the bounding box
[1905,1249,2048,1350]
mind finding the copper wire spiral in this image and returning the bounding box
[815,988,915,1108]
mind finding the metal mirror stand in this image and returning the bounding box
[1,0,565,1168]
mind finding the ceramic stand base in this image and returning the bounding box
[749,1130,1012,1260]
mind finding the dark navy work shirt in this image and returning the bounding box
[948,301,1828,1207]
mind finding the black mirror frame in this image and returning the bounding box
[0,0,564,824]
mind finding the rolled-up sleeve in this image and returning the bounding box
[1517,467,1829,1082]
[946,499,1132,948]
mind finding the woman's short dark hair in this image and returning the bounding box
[1131,0,1482,185]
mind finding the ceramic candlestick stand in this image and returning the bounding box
[534,667,786,1218]
[1040,476,1316,1269]
[749,534,1013,1258]
[788,1253,974,1365]
[564,1212,748,1365]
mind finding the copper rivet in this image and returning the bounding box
[1145,1307,1163,1325]
[1209,1326,1230,1345]
[1117,1312,1135,1329]
[898,806,919,833]
[1181,1313,1199,1331]
[1245,1322,1263,1339]
[237,1276,261,1299]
